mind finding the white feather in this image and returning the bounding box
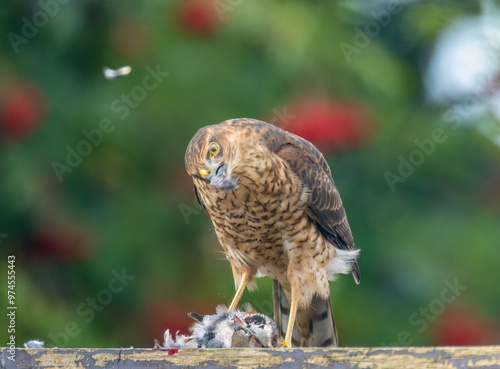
[326,248,360,280]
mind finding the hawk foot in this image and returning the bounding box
[280,339,291,348]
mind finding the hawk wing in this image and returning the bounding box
[261,122,360,283]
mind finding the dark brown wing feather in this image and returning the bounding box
[194,185,208,214]
[259,121,360,283]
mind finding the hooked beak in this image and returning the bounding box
[199,163,238,190]
[199,168,211,178]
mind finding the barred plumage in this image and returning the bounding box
[185,118,360,347]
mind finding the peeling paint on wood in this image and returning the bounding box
[1,346,500,369]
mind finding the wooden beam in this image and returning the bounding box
[2,346,500,368]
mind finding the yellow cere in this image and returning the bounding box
[209,142,220,159]
[199,168,210,178]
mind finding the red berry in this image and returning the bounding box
[32,223,95,263]
[275,99,373,152]
[432,306,496,346]
[0,83,47,139]
[177,0,221,35]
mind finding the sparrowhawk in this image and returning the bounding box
[185,118,360,347]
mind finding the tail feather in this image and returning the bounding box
[273,280,338,347]
[352,261,361,285]
[273,280,302,347]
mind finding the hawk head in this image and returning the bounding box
[185,123,239,190]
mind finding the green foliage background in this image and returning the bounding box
[1,0,499,348]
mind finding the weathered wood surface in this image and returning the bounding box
[1,346,500,369]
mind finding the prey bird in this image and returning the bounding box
[185,118,360,347]
[159,306,279,349]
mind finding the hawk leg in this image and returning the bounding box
[228,271,252,310]
[281,287,298,348]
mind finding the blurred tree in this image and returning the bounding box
[0,0,498,349]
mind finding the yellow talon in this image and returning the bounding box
[280,340,291,348]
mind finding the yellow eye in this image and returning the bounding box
[209,142,219,159]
